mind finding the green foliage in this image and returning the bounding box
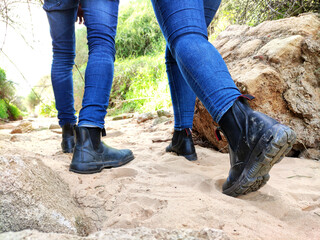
[110,0,169,113]
[72,63,86,112]
[0,68,23,120]
[0,68,5,83]
[218,0,320,27]
[115,0,165,59]
[109,54,171,114]
[0,99,8,119]
[0,67,15,101]
[39,101,57,117]
[12,96,27,112]
[75,28,88,67]
[7,103,21,120]
[26,89,41,111]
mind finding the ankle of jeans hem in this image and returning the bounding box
[174,127,192,131]
[78,121,104,129]
[59,120,77,128]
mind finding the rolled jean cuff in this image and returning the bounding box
[59,119,77,127]
[78,121,104,129]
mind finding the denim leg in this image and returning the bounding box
[151,0,241,123]
[78,0,119,129]
[166,0,222,130]
[45,7,78,127]
[166,47,196,130]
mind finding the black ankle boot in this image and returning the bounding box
[166,128,197,161]
[217,95,296,197]
[61,123,75,153]
[69,126,134,174]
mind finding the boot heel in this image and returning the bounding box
[69,162,102,174]
[180,153,198,161]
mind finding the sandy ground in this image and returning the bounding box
[1,117,319,240]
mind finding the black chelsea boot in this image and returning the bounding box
[217,95,296,197]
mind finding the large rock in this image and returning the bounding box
[193,13,320,158]
[0,228,229,240]
[0,155,90,235]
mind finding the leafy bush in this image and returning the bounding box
[39,101,58,117]
[7,103,21,120]
[217,0,320,27]
[0,99,8,119]
[0,68,15,101]
[26,89,41,111]
[115,0,165,59]
[0,68,23,120]
[109,54,171,114]
[74,28,88,67]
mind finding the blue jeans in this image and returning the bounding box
[151,0,241,125]
[44,0,119,128]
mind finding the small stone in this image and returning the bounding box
[51,129,63,134]
[137,112,155,124]
[153,116,169,126]
[10,121,33,134]
[49,123,60,130]
[112,114,134,121]
[157,109,173,118]
[10,128,23,134]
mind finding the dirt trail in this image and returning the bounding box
[1,117,320,240]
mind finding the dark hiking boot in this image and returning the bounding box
[216,95,296,197]
[69,126,134,174]
[61,123,75,153]
[166,128,197,161]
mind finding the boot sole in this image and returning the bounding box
[166,148,198,161]
[62,148,74,153]
[223,124,296,197]
[69,155,135,174]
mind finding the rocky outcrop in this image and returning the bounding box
[0,228,229,240]
[193,13,320,159]
[0,155,90,235]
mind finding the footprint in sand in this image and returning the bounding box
[301,203,320,212]
[214,178,277,201]
[111,168,138,178]
[198,179,215,193]
[130,196,168,220]
[214,178,226,192]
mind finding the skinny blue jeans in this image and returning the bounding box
[151,0,241,128]
[44,0,119,128]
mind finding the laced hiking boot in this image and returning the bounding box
[216,95,296,197]
[166,128,197,161]
[61,123,75,153]
[69,126,134,174]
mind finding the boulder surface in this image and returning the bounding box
[0,155,90,235]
